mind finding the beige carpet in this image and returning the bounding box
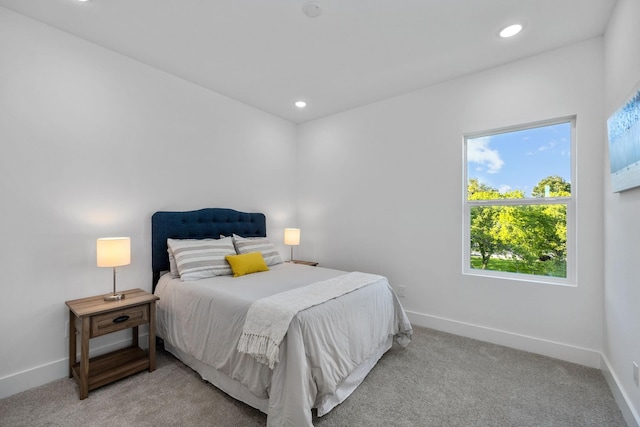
[0,327,626,427]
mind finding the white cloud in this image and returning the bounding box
[467,137,504,174]
[538,140,557,152]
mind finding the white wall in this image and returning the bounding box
[298,39,605,367]
[2,5,634,419]
[603,0,640,424]
[0,7,297,398]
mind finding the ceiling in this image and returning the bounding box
[0,0,617,123]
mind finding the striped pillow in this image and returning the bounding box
[167,248,180,278]
[232,234,283,266]
[167,237,236,280]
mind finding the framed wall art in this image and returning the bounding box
[608,79,640,192]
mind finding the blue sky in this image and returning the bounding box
[467,122,571,196]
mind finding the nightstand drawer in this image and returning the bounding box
[90,305,149,338]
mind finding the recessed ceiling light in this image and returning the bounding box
[302,2,321,18]
[499,24,523,38]
[77,0,89,2]
[294,101,307,108]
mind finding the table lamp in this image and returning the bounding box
[284,228,300,262]
[97,237,131,301]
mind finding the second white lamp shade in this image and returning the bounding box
[284,228,300,246]
[284,228,300,262]
[97,237,131,301]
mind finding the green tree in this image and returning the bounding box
[532,175,569,262]
[493,204,558,264]
[531,175,571,197]
[467,178,495,197]
[468,179,501,269]
[468,176,568,277]
[467,180,526,269]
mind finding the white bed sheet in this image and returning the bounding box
[155,262,412,427]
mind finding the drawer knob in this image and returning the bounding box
[112,315,130,324]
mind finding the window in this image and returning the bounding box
[463,117,575,285]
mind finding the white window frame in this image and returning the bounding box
[462,116,576,286]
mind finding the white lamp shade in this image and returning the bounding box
[284,228,300,246]
[97,237,131,267]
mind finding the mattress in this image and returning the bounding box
[155,262,412,426]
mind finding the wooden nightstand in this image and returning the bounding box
[292,260,319,266]
[65,288,159,399]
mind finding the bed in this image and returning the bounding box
[151,208,412,426]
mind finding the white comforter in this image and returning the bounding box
[155,263,412,427]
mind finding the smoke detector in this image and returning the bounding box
[302,2,321,18]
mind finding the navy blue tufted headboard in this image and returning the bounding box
[151,208,266,288]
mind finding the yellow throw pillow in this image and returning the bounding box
[225,251,269,277]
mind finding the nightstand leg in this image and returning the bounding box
[149,302,156,372]
[68,310,76,378]
[79,317,90,399]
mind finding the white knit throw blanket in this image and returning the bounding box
[237,271,383,369]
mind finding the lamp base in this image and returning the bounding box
[104,293,125,301]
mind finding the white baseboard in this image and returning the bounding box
[410,310,639,424]
[601,354,640,427]
[0,334,149,400]
[0,357,68,401]
[406,310,602,368]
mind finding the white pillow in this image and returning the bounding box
[167,237,236,280]
[232,234,283,266]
